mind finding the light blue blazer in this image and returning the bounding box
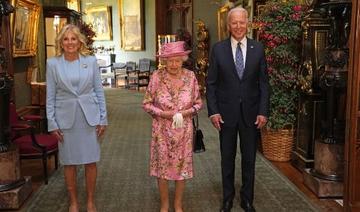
[46,54,108,132]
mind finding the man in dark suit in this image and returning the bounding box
[206,7,270,212]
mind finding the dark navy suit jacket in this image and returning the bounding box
[206,37,270,127]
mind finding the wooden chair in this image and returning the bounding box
[98,64,113,86]
[113,62,127,88]
[137,58,151,90]
[97,57,114,87]
[125,61,138,89]
[9,103,58,184]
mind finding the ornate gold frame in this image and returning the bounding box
[11,0,40,57]
[119,0,145,51]
[85,6,113,41]
[217,5,230,41]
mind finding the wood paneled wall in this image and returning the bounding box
[155,0,170,52]
[345,0,360,210]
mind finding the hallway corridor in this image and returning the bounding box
[20,89,323,212]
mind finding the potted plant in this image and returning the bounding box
[253,0,305,161]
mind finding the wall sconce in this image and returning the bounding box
[53,15,60,33]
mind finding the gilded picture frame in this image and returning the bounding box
[11,0,40,57]
[217,5,230,41]
[85,6,113,41]
[255,4,266,41]
[119,0,145,51]
[257,4,265,17]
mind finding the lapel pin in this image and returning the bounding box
[82,64,88,69]
[250,45,254,49]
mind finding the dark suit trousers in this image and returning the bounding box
[219,107,258,204]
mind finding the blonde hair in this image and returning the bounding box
[55,24,91,56]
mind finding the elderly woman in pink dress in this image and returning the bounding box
[143,41,202,212]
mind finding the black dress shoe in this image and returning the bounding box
[240,201,255,212]
[219,200,233,212]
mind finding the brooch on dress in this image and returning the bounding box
[82,64,88,69]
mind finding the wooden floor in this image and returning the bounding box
[272,161,343,212]
[10,155,343,212]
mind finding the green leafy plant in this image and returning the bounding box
[254,0,306,130]
[77,20,96,54]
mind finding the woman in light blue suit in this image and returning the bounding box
[46,24,107,212]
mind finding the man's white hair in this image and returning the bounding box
[227,7,249,24]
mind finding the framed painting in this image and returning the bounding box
[11,0,40,57]
[217,5,230,41]
[85,6,113,41]
[119,0,145,51]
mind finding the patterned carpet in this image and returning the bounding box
[22,89,319,212]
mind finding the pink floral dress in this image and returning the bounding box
[142,68,202,180]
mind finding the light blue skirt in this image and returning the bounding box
[58,104,100,165]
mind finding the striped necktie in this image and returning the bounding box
[235,42,244,79]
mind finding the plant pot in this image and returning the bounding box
[261,128,294,162]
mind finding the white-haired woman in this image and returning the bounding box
[46,24,107,212]
[143,41,203,212]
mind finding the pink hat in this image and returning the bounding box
[157,41,191,58]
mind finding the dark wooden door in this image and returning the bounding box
[42,6,81,60]
[0,0,14,152]
[344,0,360,210]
